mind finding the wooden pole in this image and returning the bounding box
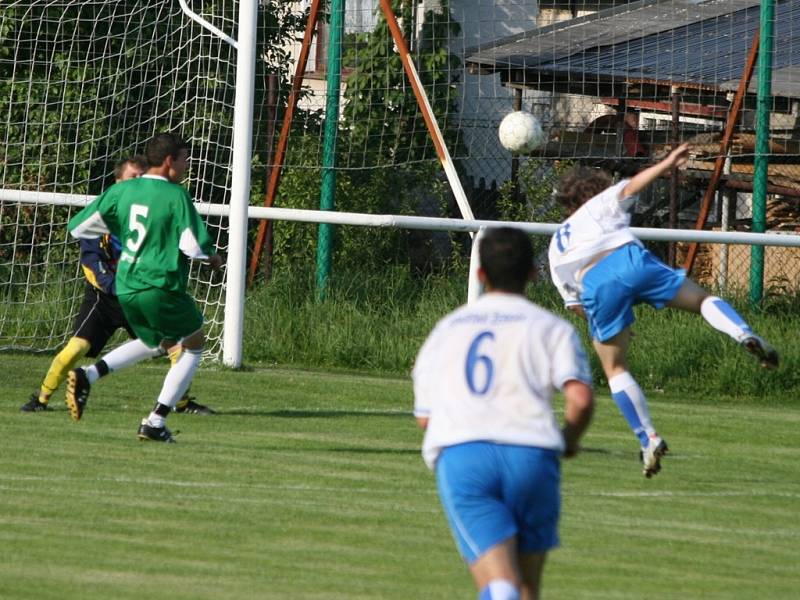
[683,29,760,273]
[247,0,323,287]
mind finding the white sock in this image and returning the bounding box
[155,348,202,409]
[609,372,656,447]
[479,579,519,600]
[700,296,752,342]
[146,413,166,428]
[85,365,101,384]
[85,339,162,384]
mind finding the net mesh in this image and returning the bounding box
[256,0,799,287]
[0,0,247,355]
[2,0,800,357]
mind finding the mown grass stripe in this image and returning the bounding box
[2,354,798,599]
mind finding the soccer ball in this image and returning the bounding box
[498,111,545,153]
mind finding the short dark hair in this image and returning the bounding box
[145,133,188,167]
[554,166,613,214]
[113,155,148,180]
[478,227,533,293]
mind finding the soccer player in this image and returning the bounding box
[548,143,779,478]
[21,156,214,416]
[65,132,223,442]
[413,227,594,600]
[21,156,146,412]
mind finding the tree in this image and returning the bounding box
[0,1,307,289]
[341,0,462,168]
[269,0,464,275]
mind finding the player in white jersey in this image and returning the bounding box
[414,227,594,600]
[548,143,778,478]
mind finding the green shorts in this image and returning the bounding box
[118,288,204,349]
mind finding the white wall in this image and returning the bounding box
[434,0,540,185]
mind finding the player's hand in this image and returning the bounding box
[562,426,581,458]
[666,143,691,168]
[207,254,224,271]
[562,439,580,459]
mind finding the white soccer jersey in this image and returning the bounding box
[412,293,592,470]
[548,180,642,306]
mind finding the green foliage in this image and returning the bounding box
[760,276,800,316]
[261,1,463,278]
[268,133,452,276]
[341,0,462,167]
[242,264,800,399]
[0,1,304,201]
[244,265,466,372]
[496,158,572,256]
[265,134,326,267]
[254,3,313,156]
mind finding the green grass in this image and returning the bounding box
[2,354,799,599]
[241,269,800,398]
[7,266,800,397]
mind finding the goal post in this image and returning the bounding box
[221,0,257,368]
[178,0,259,367]
[0,0,258,365]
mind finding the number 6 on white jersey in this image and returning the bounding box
[465,331,495,395]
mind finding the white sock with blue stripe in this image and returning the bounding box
[609,372,655,447]
[478,579,519,600]
[700,296,752,342]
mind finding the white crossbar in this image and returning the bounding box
[4,189,800,247]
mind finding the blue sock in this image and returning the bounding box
[609,372,654,446]
[700,296,752,341]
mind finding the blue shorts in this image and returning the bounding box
[435,442,560,564]
[581,243,685,342]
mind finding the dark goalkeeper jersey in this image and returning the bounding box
[68,174,214,295]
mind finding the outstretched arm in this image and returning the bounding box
[622,143,691,198]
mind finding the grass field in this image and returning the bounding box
[2,354,798,599]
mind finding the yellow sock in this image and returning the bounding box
[39,337,91,403]
[168,345,182,365]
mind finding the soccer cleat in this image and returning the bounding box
[65,368,91,421]
[20,394,51,412]
[137,419,177,443]
[174,395,216,415]
[640,436,669,479]
[740,334,779,369]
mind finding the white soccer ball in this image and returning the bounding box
[498,111,545,153]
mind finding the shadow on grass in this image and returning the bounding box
[323,446,418,455]
[218,409,411,419]
[222,443,419,455]
[580,447,613,455]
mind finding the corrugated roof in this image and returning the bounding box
[467,0,800,99]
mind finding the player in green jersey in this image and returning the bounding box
[66,133,222,442]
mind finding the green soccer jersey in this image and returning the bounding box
[68,175,214,295]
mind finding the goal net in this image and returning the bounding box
[2,1,799,361]
[0,0,267,357]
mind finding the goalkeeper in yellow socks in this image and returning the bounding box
[21,155,214,416]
